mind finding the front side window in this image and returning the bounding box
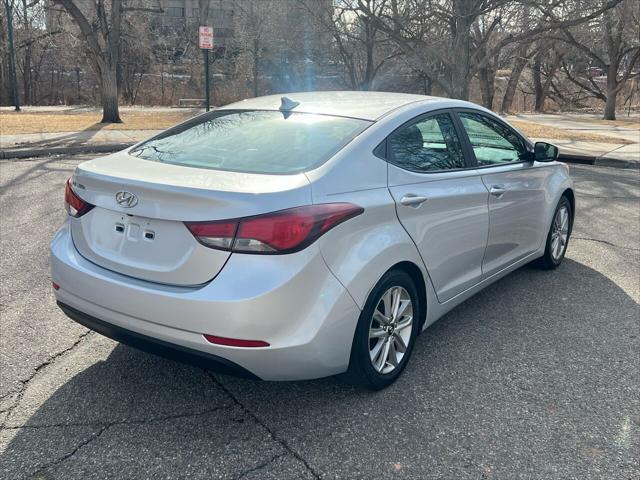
[129,110,371,174]
[458,112,526,166]
[387,113,466,172]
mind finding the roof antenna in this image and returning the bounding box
[279,96,300,113]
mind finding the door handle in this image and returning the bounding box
[490,185,506,198]
[400,194,429,207]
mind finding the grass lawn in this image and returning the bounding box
[0,111,194,135]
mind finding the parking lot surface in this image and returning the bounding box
[1,155,638,479]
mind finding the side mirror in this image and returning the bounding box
[534,142,559,162]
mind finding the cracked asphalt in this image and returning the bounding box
[1,155,638,479]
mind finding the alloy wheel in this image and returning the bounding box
[551,205,570,261]
[368,286,413,374]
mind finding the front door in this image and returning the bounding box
[386,111,489,303]
[456,110,551,277]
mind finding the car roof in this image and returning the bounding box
[217,91,474,121]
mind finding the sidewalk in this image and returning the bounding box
[505,113,639,166]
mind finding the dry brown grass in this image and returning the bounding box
[0,111,194,135]
[510,120,633,144]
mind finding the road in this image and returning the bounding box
[1,155,638,479]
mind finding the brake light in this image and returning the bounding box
[64,179,94,217]
[185,203,363,254]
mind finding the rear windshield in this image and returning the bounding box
[129,110,371,174]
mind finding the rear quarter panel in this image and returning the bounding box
[307,124,429,311]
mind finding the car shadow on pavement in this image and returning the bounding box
[2,258,638,479]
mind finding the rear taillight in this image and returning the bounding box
[185,203,363,254]
[64,179,94,217]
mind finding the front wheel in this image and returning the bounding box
[536,195,572,270]
[344,269,419,390]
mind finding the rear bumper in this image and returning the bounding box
[57,301,259,379]
[50,221,361,381]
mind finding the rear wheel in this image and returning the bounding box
[345,269,419,390]
[536,195,572,270]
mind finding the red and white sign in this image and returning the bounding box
[199,26,214,49]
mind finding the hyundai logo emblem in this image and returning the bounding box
[115,191,138,208]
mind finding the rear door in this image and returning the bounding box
[454,109,551,277]
[386,111,489,303]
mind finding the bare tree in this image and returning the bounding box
[302,0,402,90]
[233,0,276,97]
[2,0,20,110]
[50,0,124,121]
[558,0,640,119]
[51,0,161,122]
[357,0,624,102]
[531,41,565,111]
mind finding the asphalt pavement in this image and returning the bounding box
[1,155,638,479]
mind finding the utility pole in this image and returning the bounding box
[3,0,21,111]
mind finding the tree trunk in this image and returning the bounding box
[603,63,618,120]
[22,45,32,104]
[252,40,259,97]
[533,55,545,112]
[100,66,121,123]
[360,17,374,91]
[423,74,432,95]
[500,52,528,113]
[76,68,81,103]
[450,0,472,100]
[478,65,495,109]
[4,0,21,111]
[450,45,471,99]
[253,60,259,97]
[21,0,30,104]
[603,89,618,120]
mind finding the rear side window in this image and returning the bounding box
[387,113,466,172]
[129,110,371,174]
[458,112,526,166]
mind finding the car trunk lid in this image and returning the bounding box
[70,150,312,286]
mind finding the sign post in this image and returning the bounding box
[199,26,214,111]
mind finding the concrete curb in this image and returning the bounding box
[1,143,637,169]
[1,143,132,160]
[559,153,639,170]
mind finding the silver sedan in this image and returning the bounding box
[51,91,574,389]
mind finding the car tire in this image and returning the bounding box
[344,269,420,390]
[535,195,572,270]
